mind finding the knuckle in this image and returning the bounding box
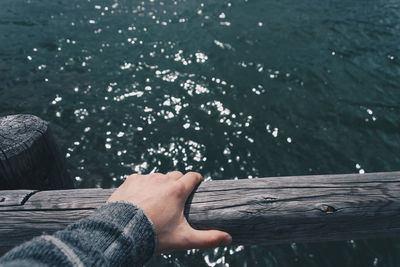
[172,182,186,196]
[187,172,202,179]
[169,170,183,176]
[176,181,186,191]
[189,172,203,182]
[150,173,166,179]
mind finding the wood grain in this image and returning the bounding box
[0,114,73,190]
[0,190,37,207]
[1,171,400,255]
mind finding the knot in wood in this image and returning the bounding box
[318,204,338,214]
[324,205,337,214]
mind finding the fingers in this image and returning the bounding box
[185,229,232,249]
[167,171,184,180]
[178,172,203,196]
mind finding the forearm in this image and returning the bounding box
[0,202,156,266]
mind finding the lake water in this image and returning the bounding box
[1,0,400,266]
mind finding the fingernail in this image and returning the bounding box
[222,235,232,245]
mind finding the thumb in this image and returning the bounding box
[188,228,232,249]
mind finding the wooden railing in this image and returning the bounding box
[1,115,400,255]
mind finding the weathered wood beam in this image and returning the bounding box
[0,114,73,190]
[1,171,400,255]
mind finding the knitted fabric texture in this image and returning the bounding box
[0,202,157,266]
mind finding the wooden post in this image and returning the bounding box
[0,114,73,190]
[1,171,400,255]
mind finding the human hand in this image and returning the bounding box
[107,171,232,254]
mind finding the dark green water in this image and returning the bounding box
[1,0,400,265]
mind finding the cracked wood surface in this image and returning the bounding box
[0,190,37,207]
[0,114,73,190]
[1,171,400,255]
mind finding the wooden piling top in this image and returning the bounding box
[0,114,73,190]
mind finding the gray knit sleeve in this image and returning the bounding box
[0,202,157,266]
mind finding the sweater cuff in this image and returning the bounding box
[57,202,157,266]
[95,202,157,253]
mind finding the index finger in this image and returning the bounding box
[179,172,203,198]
